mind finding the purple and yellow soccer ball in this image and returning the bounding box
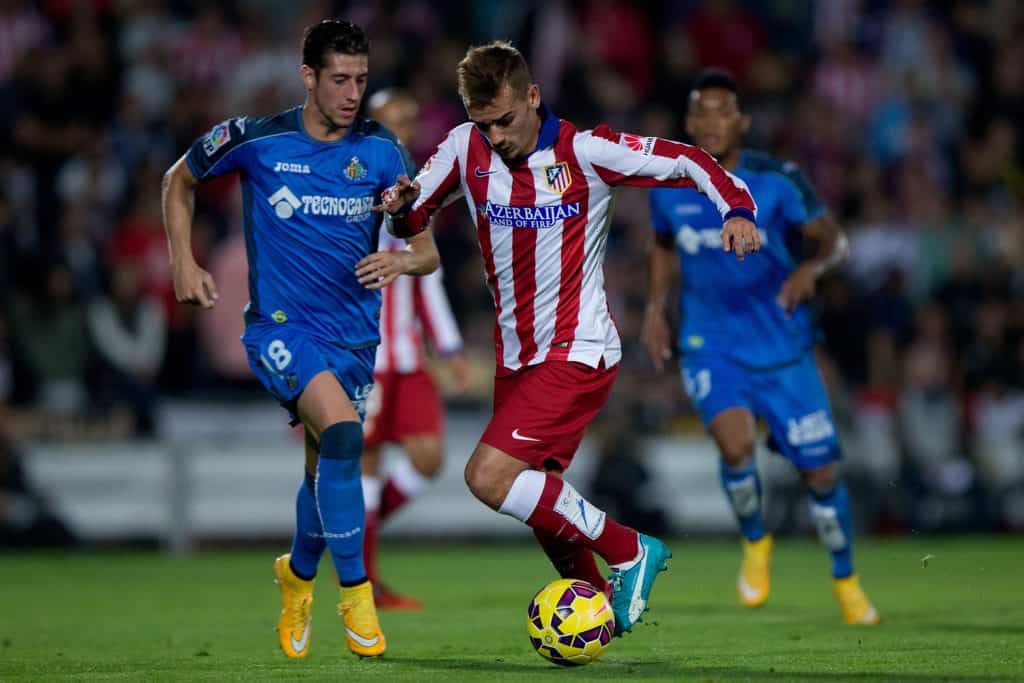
[526,578,615,666]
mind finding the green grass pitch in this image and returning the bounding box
[1,536,1021,681]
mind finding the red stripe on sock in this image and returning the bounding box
[379,478,411,520]
[525,473,639,566]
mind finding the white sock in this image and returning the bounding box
[497,470,546,522]
[361,475,381,513]
[390,455,430,498]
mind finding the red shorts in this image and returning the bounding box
[481,361,618,471]
[363,369,443,447]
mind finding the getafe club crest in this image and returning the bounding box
[345,156,367,181]
[544,162,572,194]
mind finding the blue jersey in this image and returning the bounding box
[186,107,414,349]
[649,150,825,369]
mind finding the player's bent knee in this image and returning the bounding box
[404,437,444,478]
[320,421,364,478]
[802,463,839,496]
[720,441,756,468]
[464,449,516,510]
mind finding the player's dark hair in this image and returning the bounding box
[690,67,742,109]
[457,41,532,109]
[301,19,369,72]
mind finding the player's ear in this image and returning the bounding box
[300,64,316,93]
[527,83,541,109]
[740,113,752,135]
[684,115,696,139]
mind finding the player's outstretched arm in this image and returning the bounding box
[161,155,219,308]
[583,127,759,260]
[642,233,678,372]
[355,229,440,290]
[776,213,848,314]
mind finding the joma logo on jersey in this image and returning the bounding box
[481,200,581,229]
[274,161,311,174]
[676,225,768,254]
[267,185,373,220]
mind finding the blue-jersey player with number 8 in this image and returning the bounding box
[645,68,879,625]
[161,19,440,659]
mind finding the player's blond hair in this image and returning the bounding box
[457,41,532,109]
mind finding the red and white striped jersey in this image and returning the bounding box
[375,230,463,374]
[402,107,756,376]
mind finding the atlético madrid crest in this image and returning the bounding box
[544,162,572,194]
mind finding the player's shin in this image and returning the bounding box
[315,422,368,585]
[533,527,608,592]
[719,459,767,541]
[290,473,326,579]
[809,481,854,578]
[498,470,638,566]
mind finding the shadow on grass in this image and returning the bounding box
[384,657,1016,681]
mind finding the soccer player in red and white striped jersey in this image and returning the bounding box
[378,41,759,636]
[360,85,470,612]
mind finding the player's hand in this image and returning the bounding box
[356,250,409,290]
[777,263,818,315]
[721,217,760,260]
[171,258,219,308]
[447,352,473,394]
[641,307,673,372]
[372,174,421,214]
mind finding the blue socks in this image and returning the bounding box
[719,459,766,541]
[288,473,325,580]
[809,482,854,578]
[315,421,368,586]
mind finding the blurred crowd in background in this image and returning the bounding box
[1,0,1022,537]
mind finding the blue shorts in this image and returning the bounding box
[242,322,376,426]
[681,351,841,471]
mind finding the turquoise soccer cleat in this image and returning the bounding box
[608,534,672,636]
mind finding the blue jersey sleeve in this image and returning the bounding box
[777,174,810,231]
[185,117,252,180]
[777,159,825,222]
[648,190,674,236]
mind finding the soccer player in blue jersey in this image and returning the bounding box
[161,20,440,658]
[644,68,879,624]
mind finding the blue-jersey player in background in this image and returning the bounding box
[161,20,440,658]
[644,69,879,625]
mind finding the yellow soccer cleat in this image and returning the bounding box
[738,534,772,607]
[338,580,387,657]
[833,574,880,625]
[273,554,315,658]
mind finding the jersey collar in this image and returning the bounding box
[295,106,363,144]
[531,103,560,154]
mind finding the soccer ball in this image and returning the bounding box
[526,578,615,666]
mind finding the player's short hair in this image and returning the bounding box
[302,19,369,72]
[690,67,741,109]
[457,41,532,109]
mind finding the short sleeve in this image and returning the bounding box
[777,159,825,223]
[777,174,810,230]
[185,117,251,180]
